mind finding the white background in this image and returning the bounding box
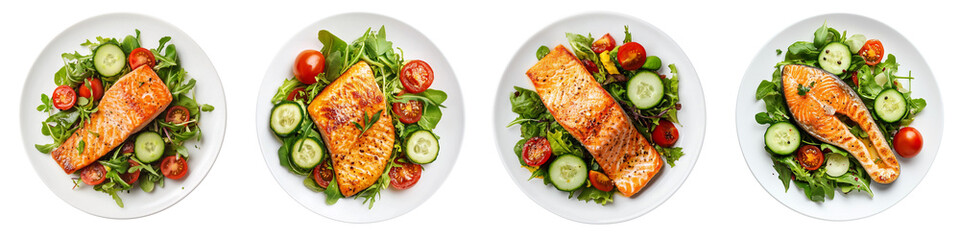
[2,0,955,238]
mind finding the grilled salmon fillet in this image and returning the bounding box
[527,45,662,197]
[782,64,900,183]
[308,61,395,197]
[51,66,172,174]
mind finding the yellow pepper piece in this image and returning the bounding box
[599,50,619,75]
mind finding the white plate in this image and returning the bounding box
[492,12,705,224]
[735,13,943,221]
[19,13,227,219]
[256,13,464,223]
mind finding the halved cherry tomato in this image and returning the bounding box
[52,85,76,110]
[389,159,422,190]
[893,127,923,158]
[617,42,647,71]
[161,155,188,180]
[522,136,552,167]
[165,105,190,124]
[859,39,884,66]
[796,145,824,171]
[128,47,156,70]
[294,50,325,84]
[400,60,434,93]
[121,160,141,185]
[80,162,107,186]
[78,77,104,101]
[852,71,859,86]
[582,59,599,73]
[652,119,680,147]
[588,170,614,192]
[392,99,423,124]
[591,33,616,53]
[286,87,308,102]
[312,160,333,188]
[121,141,135,154]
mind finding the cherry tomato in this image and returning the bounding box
[522,136,552,167]
[852,71,859,86]
[165,105,191,124]
[582,59,599,73]
[617,42,647,71]
[312,160,333,188]
[859,39,884,66]
[389,159,422,190]
[78,78,104,101]
[400,60,434,94]
[591,33,616,53]
[286,87,308,102]
[121,141,135,154]
[128,48,156,70]
[294,50,325,84]
[893,127,923,158]
[652,119,680,147]
[80,162,107,186]
[161,155,188,180]
[52,85,77,110]
[392,99,423,124]
[121,160,141,185]
[588,170,614,192]
[796,145,824,171]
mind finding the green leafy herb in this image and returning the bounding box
[352,110,383,137]
[536,45,550,60]
[797,81,815,96]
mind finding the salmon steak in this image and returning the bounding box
[51,66,173,174]
[308,61,395,197]
[781,64,900,183]
[526,45,662,197]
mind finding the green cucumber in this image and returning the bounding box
[290,137,324,169]
[548,154,587,192]
[764,122,801,155]
[270,101,303,137]
[93,43,126,77]
[626,71,664,109]
[135,131,165,163]
[818,42,852,75]
[405,130,439,164]
[875,88,906,123]
[824,153,850,177]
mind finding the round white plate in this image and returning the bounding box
[735,13,943,221]
[493,12,705,224]
[256,13,464,223]
[19,13,227,219]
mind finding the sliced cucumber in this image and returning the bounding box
[135,131,165,163]
[875,89,907,123]
[626,71,664,109]
[824,153,850,177]
[290,137,324,169]
[548,154,588,192]
[270,101,303,137]
[764,122,801,155]
[406,130,439,164]
[93,43,126,77]
[818,42,852,75]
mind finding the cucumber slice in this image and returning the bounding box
[548,154,588,192]
[270,101,303,137]
[290,137,324,169]
[818,42,852,75]
[824,153,850,177]
[875,89,907,123]
[626,71,664,109]
[406,130,439,164]
[135,131,165,163]
[764,122,801,155]
[93,43,126,77]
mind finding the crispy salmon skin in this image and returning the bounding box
[307,61,395,197]
[51,66,173,174]
[526,45,662,197]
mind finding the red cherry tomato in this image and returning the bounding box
[522,136,552,167]
[852,71,859,86]
[286,87,309,102]
[582,59,599,73]
[617,42,647,71]
[294,50,325,84]
[588,170,614,192]
[400,60,434,93]
[796,145,824,171]
[392,99,423,124]
[165,105,191,124]
[389,160,422,190]
[312,160,333,188]
[893,127,923,158]
[652,119,680,147]
[859,39,884,66]
[80,162,107,186]
[128,47,156,70]
[52,85,77,110]
[591,33,616,53]
[161,156,188,180]
[121,160,141,185]
[78,78,104,101]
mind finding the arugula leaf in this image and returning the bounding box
[785,41,819,61]
[577,187,614,205]
[565,33,607,82]
[509,86,546,119]
[622,25,632,43]
[813,22,834,49]
[656,146,684,167]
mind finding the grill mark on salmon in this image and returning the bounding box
[308,61,395,197]
[51,66,172,174]
[527,45,662,197]
[781,64,899,183]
